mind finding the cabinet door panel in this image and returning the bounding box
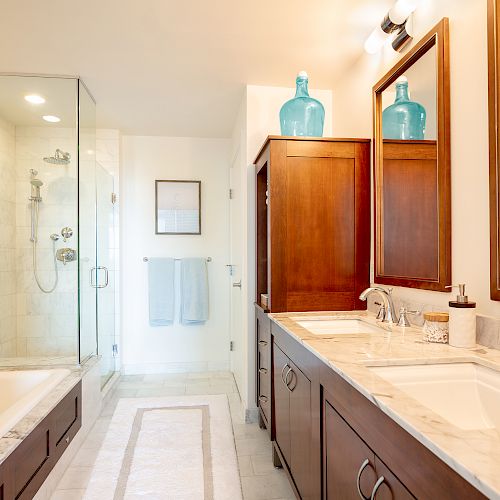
[373,457,415,500]
[273,343,291,464]
[289,361,312,499]
[325,401,377,500]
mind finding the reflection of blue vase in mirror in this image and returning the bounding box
[280,71,325,137]
[383,78,426,140]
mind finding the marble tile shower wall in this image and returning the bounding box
[0,117,17,356]
[15,126,78,358]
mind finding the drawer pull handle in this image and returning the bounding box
[370,476,386,499]
[259,367,268,374]
[65,435,70,444]
[258,340,268,347]
[281,363,290,384]
[356,459,372,500]
[284,367,293,390]
[259,395,268,404]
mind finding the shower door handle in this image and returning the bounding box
[96,266,109,288]
[90,267,108,288]
[90,267,97,288]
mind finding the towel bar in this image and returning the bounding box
[143,256,212,262]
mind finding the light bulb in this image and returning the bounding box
[364,25,389,54]
[390,0,420,25]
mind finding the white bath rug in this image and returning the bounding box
[84,395,243,500]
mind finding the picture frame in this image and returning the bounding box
[155,180,201,235]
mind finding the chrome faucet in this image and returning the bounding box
[359,287,398,324]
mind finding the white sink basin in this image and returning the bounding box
[292,318,386,336]
[369,363,500,431]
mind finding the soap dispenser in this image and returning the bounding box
[447,284,476,348]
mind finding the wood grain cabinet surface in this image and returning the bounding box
[0,381,81,500]
[255,136,371,313]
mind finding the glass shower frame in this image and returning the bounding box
[0,73,116,371]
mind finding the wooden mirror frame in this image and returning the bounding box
[488,0,500,300]
[373,18,451,291]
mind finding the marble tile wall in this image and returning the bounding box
[15,126,79,358]
[0,116,17,356]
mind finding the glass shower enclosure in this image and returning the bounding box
[0,74,116,386]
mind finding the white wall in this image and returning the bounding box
[120,136,231,374]
[231,84,333,417]
[332,1,500,318]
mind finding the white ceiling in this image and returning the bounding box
[0,0,393,137]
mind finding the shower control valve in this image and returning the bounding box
[61,227,73,242]
[56,248,77,265]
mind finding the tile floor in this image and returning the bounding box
[50,372,295,500]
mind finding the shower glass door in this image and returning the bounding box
[96,163,116,387]
[78,80,98,362]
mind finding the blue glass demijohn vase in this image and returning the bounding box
[280,71,325,137]
[382,77,426,140]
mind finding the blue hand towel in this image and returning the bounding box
[148,258,175,326]
[181,258,209,325]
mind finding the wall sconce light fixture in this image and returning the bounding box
[364,0,419,54]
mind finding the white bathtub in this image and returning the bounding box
[0,368,71,438]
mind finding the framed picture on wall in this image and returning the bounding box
[155,180,201,235]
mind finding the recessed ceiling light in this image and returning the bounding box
[24,94,45,105]
[42,115,61,123]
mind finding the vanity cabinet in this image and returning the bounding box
[269,319,487,500]
[255,136,370,312]
[321,365,485,500]
[0,381,81,500]
[324,396,413,500]
[273,342,312,499]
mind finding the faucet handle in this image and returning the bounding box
[397,306,421,327]
[374,301,386,321]
[397,306,411,327]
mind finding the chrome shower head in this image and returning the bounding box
[43,149,71,165]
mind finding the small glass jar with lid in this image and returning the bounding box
[423,312,449,343]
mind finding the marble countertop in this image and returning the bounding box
[0,356,99,466]
[270,311,500,500]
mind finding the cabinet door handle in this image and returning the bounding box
[259,395,268,404]
[258,340,268,347]
[281,363,290,384]
[370,476,386,499]
[259,367,268,374]
[356,459,372,500]
[284,367,293,390]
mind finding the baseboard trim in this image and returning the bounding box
[122,361,230,375]
[245,407,259,424]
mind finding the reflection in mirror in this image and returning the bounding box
[374,19,450,291]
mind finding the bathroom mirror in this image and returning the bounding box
[488,0,500,300]
[373,18,451,291]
